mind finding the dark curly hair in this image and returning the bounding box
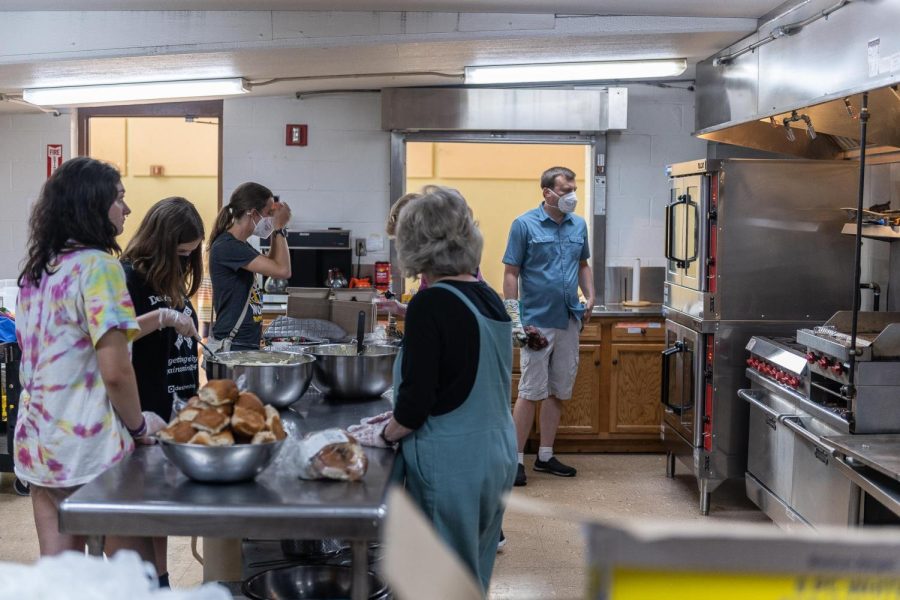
[18,156,122,287]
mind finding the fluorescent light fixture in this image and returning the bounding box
[464,59,687,85]
[23,78,249,106]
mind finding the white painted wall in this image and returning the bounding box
[0,112,73,281]
[605,84,707,268]
[222,93,391,264]
[0,87,706,283]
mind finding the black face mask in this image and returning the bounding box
[178,255,191,271]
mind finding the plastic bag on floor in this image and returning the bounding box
[0,550,230,600]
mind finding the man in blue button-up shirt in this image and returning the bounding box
[502,166,595,486]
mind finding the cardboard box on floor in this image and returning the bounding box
[286,294,376,337]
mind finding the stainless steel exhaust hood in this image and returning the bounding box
[694,0,900,160]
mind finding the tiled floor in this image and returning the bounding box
[0,454,767,598]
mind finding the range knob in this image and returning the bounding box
[788,376,800,388]
[831,363,845,376]
[746,357,755,367]
[818,356,831,368]
[806,352,818,364]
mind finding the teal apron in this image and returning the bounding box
[392,282,518,593]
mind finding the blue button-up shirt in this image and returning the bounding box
[502,203,590,329]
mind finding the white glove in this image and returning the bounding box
[359,411,393,426]
[134,411,168,445]
[504,299,527,348]
[158,308,198,339]
[346,421,393,448]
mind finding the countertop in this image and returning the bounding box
[59,392,395,541]
[591,303,664,318]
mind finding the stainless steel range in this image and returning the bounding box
[661,158,859,515]
[742,313,900,528]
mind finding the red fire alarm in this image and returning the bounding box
[286,124,308,146]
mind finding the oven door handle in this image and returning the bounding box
[783,416,836,459]
[683,196,700,267]
[664,194,689,267]
[660,341,686,415]
[737,389,786,421]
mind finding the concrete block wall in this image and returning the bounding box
[605,84,708,269]
[0,112,73,281]
[222,93,391,265]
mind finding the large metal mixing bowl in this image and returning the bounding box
[206,350,315,408]
[242,565,389,600]
[159,438,284,483]
[308,344,398,399]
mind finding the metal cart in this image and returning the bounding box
[0,342,28,496]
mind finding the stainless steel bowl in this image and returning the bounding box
[159,438,284,483]
[242,565,389,600]
[308,344,398,399]
[206,350,315,408]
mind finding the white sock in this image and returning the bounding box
[517,452,524,465]
[538,447,553,462]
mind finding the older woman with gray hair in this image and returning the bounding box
[349,185,517,593]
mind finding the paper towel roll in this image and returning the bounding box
[631,258,641,303]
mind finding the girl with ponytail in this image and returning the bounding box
[205,182,291,358]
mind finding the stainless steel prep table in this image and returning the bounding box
[827,434,900,521]
[59,393,394,600]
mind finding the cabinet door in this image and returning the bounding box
[609,343,664,434]
[555,344,602,437]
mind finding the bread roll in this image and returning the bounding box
[264,405,287,441]
[297,429,368,481]
[236,392,266,418]
[192,408,230,434]
[231,405,265,437]
[251,431,277,444]
[209,430,235,446]
[159,420,196,443]
[176,407,200,423]
[187,431,214,445]
[199,379,239,406]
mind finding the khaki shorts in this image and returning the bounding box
[518,318,581,401]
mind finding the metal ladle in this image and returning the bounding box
[356,310,366,355]
[195,336,222,362]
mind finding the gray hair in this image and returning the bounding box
[395,185,483,279]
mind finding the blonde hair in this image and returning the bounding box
[386,192,423,238]
[396,186,482,279]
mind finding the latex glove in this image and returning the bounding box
[158,308,198,339]
[504,299,527,348]
[360,410,393,426]
[346,422,393,448]
[135,411,168,445]
[375,297,407,316]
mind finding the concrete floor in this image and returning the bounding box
[0,453,768,599]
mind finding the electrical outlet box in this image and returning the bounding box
[355,238,367,256]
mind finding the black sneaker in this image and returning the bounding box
[497,530,507,552]
[514,463,527,487]
[533,456,577,477]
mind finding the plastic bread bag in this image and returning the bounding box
[295,428,368,481]
[0,549,231,599]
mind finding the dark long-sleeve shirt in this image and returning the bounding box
[393,280,510,430]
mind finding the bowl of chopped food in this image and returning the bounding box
[158,380,288,482]
[206,350,315,408]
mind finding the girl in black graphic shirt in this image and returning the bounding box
[109,196,205,588]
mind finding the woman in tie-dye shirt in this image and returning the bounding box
[15,157,166,556]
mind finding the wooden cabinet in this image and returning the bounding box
[609,343,664,434]
[512,314,666,453]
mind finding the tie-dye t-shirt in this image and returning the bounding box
[14,249,140,487]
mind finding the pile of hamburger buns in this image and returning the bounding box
[158,379,287,445]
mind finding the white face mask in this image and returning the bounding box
[550,189,578,213]
[252,213,275,239]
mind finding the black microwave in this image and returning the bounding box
[260,229,352,288]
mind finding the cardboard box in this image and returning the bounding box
[286,295,375,337]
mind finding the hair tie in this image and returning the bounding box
[227,206,233,215]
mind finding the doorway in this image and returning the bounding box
[77,101,223,250]
[397,134,596,293]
